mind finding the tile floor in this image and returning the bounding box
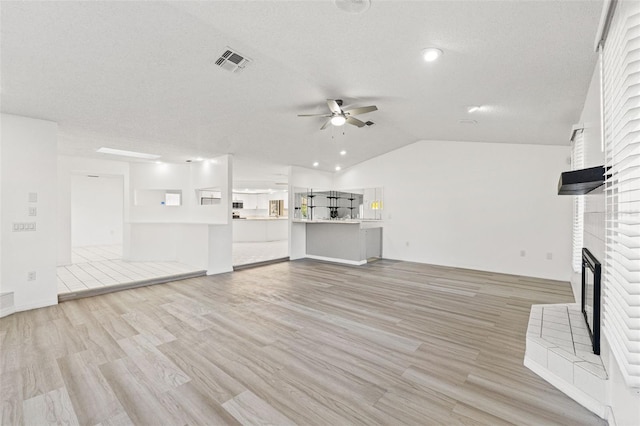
[527,304,606,373]
[232,240,288,266]
[57,245,202,295]
[525,303,608,408]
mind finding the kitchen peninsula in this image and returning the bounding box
[292,188,384,265]
[294,219,382,265]
[233,217,287,242]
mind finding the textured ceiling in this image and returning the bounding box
[0,1,602,172]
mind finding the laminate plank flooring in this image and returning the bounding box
[0,259,605,425]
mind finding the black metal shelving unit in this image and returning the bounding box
[307,189,316,220]
[347,193,356,217]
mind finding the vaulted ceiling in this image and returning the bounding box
[1,1,602,171]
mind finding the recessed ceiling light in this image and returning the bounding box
[458,119,478,125]
[340,150,347,156]
[466,105,481,113]
[335,166,341,171]
[155,161,163,164]
[97,147,161,160]
[331,116,346,126]
[334,0,371,14]
[313,161,319,167]
[422,47,443,62]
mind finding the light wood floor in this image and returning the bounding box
[1,259,605,425]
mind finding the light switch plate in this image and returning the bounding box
[28,192,38,203]
[28,207,37,216]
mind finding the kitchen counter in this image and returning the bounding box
[233,217,288,242]
[235,217,288,221]
[299,221,383,265]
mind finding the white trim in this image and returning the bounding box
[605,406,618,426]
[594,0,617,51]
[207,267,233,275]
[524,357,606,418]
[305,255,367,266]
[0,306,16,318]
[569,123,584,142]
[15,297,58,312]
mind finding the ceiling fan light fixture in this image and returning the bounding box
[331,115,346,126]
[422,47,443,62]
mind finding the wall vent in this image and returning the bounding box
[215,47,251,73]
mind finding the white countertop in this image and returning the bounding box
[292,219,382,225]
[234,217,288,221]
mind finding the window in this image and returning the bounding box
[601,0,640,387]
[164,192,181,206]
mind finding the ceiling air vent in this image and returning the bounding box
[215,47,251,73]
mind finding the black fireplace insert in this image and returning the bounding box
[581,248,601,355]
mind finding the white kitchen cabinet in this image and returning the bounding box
[257,194,269,209]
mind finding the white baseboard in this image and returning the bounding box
[15,297,58,312]
[0,306,16,318]
[0,292,15,318]
[305,255,367,266]
[605,406,617,426]
[524,356,606,418]
[207,267,233,275]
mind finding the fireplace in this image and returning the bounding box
[581,248,601,354]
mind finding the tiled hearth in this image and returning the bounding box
[524,303,608,418]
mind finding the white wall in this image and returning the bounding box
[288,166,334,260]
[580,58,606,268]
[1,114,58,311]
[127,155,233,275]
[129,158,229,224]
[71,174,123,247]
[57,155,130,265]
[335,140,573,281]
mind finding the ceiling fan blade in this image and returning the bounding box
[326,99,342,114]
[297,113,332,117]
[346,116,366,127]
[320,119,332,130]
[344,105,377,116]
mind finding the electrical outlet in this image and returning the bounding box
[546,252,553,260]
[405,241,410,247]
[27,271,36,281]
[28,192,38,203]
[13,222,37,232]
[28,206,37,216]
[520,250,526,257]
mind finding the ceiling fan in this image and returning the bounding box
[298,99,378,130]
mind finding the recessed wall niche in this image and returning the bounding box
[134,189,182,206]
